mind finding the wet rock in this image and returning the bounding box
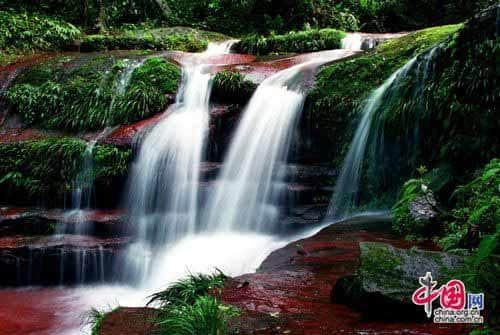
[0,235,130,286]
[207,104,242,161]
[99,307,159,335]
[332,242,463,319]
[409,193,439,224]
[280,204,328,227]
[0,207,129,237]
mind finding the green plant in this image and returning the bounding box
[0,138,131,204]
[440,159,500,250]
[446,224,500,328]
[157,295,238,335]
[150,271,237,335]
[148,271,226,307]
[0,10,80,51]
[212,71,257,104]
[234,28,346,55]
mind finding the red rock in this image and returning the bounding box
[220,221,469,335]
[99,307,159,335]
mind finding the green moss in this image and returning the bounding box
[234,29,346,55]
[211,71,257,104]
[0,138,131,203]
[5,55,180,131]
[358,243,403,286]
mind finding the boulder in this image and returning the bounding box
[332,242,463,319]
[409,193,439,224]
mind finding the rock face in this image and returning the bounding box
[332,242,463,319]
[0,235,130,286]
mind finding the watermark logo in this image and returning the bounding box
[411,272,484,323]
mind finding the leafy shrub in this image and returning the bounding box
[235,29,346,55]
[0,10,80,51]
[5,55,180,131]
[0,138,131,203]
[212,71,257,104]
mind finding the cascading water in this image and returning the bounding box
[203,50,354,233]
[122,41,236,284]
[327,46,441,218]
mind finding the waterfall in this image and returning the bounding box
[203,50,354,233]
[327,46,441,218]
[341,33,363,51]
[122,41,235,284]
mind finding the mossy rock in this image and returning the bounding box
[305,24,462,164]
[5,53,181,131]
[0,138,131,206]
[332,242,463,319]
[211,70,257,104]
[234,29,346,55]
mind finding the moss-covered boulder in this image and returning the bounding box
[4,54,181,131]
[0,138,131,206]
[211,71,257,104]
[234,29,346,55]
[332,242,463,319]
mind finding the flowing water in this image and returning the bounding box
[203,50,354,233]
[122,41,236,284]
[327,46,441,218]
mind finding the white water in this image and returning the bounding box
[341,33,363,51]
[123,41,235,285]
[204,50,354,233]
